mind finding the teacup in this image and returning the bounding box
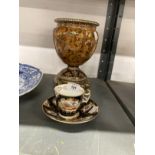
[54,83,90,118]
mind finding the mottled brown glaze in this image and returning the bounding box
[53,18,99,96]
[53,18,99,67]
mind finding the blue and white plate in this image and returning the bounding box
[19,63,43,96]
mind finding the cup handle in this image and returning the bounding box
[82,89,91,104]
[54,87,61,107]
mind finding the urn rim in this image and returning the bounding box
[55,18,99,27]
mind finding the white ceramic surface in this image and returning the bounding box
[54,83,84,97]
[19,63,43,96]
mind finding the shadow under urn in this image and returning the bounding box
[53,18,99,91]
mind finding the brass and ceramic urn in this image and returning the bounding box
[53,18,99,94]
[41,18,100,124]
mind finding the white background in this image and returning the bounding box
[19,46,135,83]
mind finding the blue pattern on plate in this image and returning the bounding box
[19,63,43,96]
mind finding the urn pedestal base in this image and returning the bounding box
[54,66,90,94]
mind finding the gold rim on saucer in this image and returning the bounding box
[42,96,99,124]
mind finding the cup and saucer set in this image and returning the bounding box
[42,83,99,124]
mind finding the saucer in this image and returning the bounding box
[42,96,99,124]
[19,63,43,96]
